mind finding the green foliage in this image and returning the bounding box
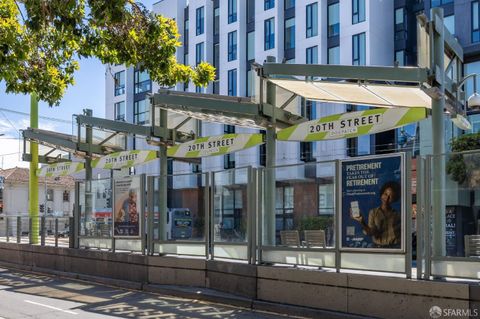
[446,132,480,185]
[297,215,334,232]
[0,0,215,106]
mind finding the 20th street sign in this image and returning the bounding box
[277,108,427,141]
[167,133,264,158]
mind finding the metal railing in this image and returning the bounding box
[0,215,72,248]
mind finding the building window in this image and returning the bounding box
[184,53,189,90]
[285,0,295,10]
[328,3,339,37]
[259,141,266,166]
[196,6,204,35]
[224,153,235,169]
[228,0,237,24]
[246,69,254,97]
[306,2,318,38]
[284,18,295,50]
[276,186,294,234]
[265,0,275,10]
[196,42,204,65]
[395,50,405,66]
[228,31,237,61]
[114,71,125,96]
[46,189,54,201]
[352,32,366,66]
[63,190,70,202]
[213,43,220,73]
[134,99,149,125]
[134,69,151,94]
[473,2,480,43]
[247,0,255,23]
[318,183,334,215]
[352,0,365,24]
[264,18,275,50]
[431,0,453,7]
[214,7,220,37]
[306,46,318,64]
[184,19,189,48]
[395,7,404,28]
[300,100,315,162]
[247,31,255,61]
[228,69,237,96]
[328,46,340,64]
[114,101,125,121]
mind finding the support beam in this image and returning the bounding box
[84,109,93,234]
[261,63,430,83]
[158,108,168,242]
[29,93,39,244]
[264,56,277,246]
[431,7,446,257]
[76,115,152,137]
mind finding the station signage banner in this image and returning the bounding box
[113,176,142,237]
[92,150,157,170]
[277,108,427,141]
[341,154,404,251]
[167,133,264,158]
[37,162,85,177]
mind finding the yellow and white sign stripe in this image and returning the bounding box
[277,108,427,141]
[37,162,84,177]
[168,133,264,158]
[92,150,157,170]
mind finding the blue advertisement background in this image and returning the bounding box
[341,155,403,249]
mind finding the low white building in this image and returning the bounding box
[0,167,75,235]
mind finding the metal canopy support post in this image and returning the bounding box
[431,8,446,257]
[158,108,168,242]
[29,93,39,244]
[264,56,276,246]
[147,176,154,255]
[74,182,80,248]
[84,109,94,235]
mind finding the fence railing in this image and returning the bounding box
[0,215,72,248]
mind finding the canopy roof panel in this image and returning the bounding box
[268,79,432,109]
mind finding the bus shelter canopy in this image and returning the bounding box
[268,79,432,109]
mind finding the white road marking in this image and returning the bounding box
[24,300,78,315]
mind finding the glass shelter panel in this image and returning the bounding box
[428,150,480,279]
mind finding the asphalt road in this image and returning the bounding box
[0,268,290,319]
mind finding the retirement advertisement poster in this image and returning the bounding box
[341,155,404,250]
[113,176,142,237]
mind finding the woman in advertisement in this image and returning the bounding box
[351,181,401,248]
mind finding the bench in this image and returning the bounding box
[304,230,326,248]
[465,235,480,257]
[280,230,300,247]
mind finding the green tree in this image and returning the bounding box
[446,132,480,187]
[0,0,215,106]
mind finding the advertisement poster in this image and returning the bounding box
[113,176,142,237]
[341,155,404,250]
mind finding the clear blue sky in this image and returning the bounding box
[0,0,158,168]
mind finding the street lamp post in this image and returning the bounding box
[452,73,480,130]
